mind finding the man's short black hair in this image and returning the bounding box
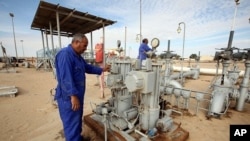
[142,38,148,43]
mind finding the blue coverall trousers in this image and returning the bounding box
[57,98,83,141]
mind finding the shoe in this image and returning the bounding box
[81,135,91,141]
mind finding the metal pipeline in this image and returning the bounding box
[168,69,199,81]
[134,129,148,138]
[236,60,250,111]
[168,80,182,89]
[153,64,162,108]
[173,66,245,77]
[164,59,173,77]
[182,70,198,79]
[162,80,183,108]
[169,73,181,80]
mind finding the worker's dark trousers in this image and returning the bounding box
[57,98,83,141]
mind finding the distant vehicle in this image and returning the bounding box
[10,57,17,63]
[9,57,25,63]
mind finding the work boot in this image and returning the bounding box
[81,136,91,141]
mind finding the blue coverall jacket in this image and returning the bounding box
[138,43,152,61]
[55,44,102,141]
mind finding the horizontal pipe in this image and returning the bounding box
[168,80,182,89]
[169,73,180,80]
[182,70,195,78]
[134,129,148,138]
[173,66,245,76]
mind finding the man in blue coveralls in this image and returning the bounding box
[137,38,152,66]
[54,33,110,141]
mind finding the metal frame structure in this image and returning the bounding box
[31,1,116,71]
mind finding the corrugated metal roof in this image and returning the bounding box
[31,1,116,37]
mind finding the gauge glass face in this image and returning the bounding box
[151,38,160,48]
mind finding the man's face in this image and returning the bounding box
[73,37,88,55]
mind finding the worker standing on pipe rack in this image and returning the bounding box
[54,33,110,141]
[94,37,105,99]
[137,38,152,67]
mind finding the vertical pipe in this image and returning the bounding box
[41,30,45,58]
[56,11,62,48]
[104,114,107,141]
[236,61,250,111]
[40,30,46,70]
[178,22,186,86]
[90,32,93,62]
[222,60,230,75]
[167,40,170,52]
[182,23,186,85]
[125,26,127,57]
[139,0,142,43]
[156,65,161,106]
[45,29,50,53]
[164,59,171,78]
[177,22,186,85]
[153,65,161,108]
[45,29,50,70]
[49,22,55,56]
[102,23,105,67]
[164,40,171,79]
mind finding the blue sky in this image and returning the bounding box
[0,0,250,58]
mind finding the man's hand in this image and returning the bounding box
[71,95,80,111]
[102,65,111,72]
[146,51,153,56]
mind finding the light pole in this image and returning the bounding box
[177,22,186,85]
[139,0,142,43]
[9,13,18,63]
[20,40,24,57]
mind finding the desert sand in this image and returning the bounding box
[0,61,250,141]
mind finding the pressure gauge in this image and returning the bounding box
[151,38,160,48]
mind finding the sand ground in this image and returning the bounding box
[0,61,250,141]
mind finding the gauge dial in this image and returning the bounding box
[151,38,160,48]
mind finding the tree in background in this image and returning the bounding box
[189,54,198,59]
[188,54,198,67]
